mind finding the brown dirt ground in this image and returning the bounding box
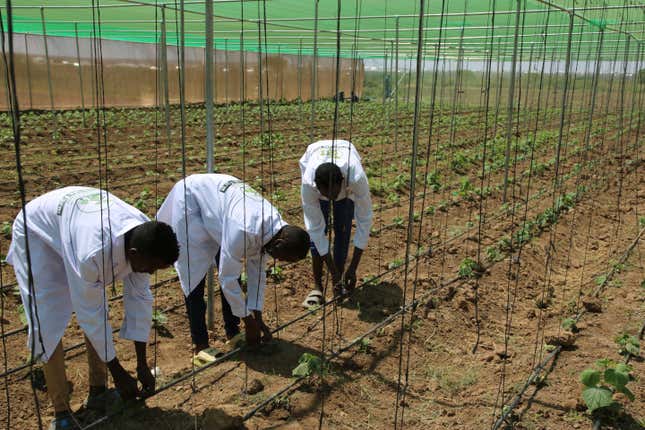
[0,102,642,430]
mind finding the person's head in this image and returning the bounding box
[125,221,179,274]
[265,225,310,262]
[314,162,343,201]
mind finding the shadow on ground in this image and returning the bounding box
[234,338,322,378]
[91,404,246,430]
[342,281,403,322]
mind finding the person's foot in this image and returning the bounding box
[333,284,348,300]
[301,289,324,308]
[225,329,240,341]
[48,412,80,430]
[83,387,122,413]
[194,342,210,354]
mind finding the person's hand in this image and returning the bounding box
[243,315,261,347]
[136,364,155,396]
[108,359,140,400]
[253,311,273,343]
[344,267,357,292]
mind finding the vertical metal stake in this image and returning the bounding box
[309,0,320,142]
[160,7,171,152]
[501,0,522,203]
[205,0,216,330]
[74,23,86,127]
[24,33,34,109]
[40,7,57,136]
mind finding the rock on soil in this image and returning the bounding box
[582,298,602,313]
[246,379,264,395]
[544,331,576,347]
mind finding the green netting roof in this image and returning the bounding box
[2,1,644,59]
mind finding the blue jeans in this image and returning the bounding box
[310,198,355,272]
[184,251,241,345]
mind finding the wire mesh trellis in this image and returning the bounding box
[0,0,643,429]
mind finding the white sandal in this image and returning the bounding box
[302,289,324,309]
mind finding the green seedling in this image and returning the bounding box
[358,337,372,354]
[151,310,168,329]
[292,353,325,378]
[1,221,11,238]
[388,259,404,270]
[17,304,27,325]
[458,257,481,279]
[269,266,284,283]
[561,318,578,333]
[392,216,404,228]
[579,359,634,413]
[485,246,502,262]
[614,333,639,357]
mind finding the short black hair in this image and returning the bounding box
[129,221,179,265]
[314,162,343,189]
[280,225,310,260]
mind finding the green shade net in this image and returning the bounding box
[2,0,643,59]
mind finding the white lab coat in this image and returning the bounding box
[156,174,285,318]
[299,139,373,256]
[6,187,153,363]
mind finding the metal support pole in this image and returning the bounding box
[583,29,604,154]
[205,0,216,330]
[309,0,320,143]
[279,45,284,101]
[40,7,57,136]
[297,38,303,122]
[240,31,245,103]
[24,33,33,110]
[394,17,399,152]
[160,7,171,152]
[552,12,575,202]
[74,23,86,127]
[224,39,229,104]
[501,0,521,203]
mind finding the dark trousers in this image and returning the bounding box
[184,251,241,345]
[310,198,355,272]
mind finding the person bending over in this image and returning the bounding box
[299,139,373,307]
[157,174,309,357]
[7,187,179,430]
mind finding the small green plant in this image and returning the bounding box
[388,258,404,270]
[561,317,578,332]
[458,258,481,279]
[639,216,645,228]
[358,337,372,354]
[292,353,325,378]
[392,216,404,228]
[134,189,150,212]
[269,265,284,283]
[614,333,640,357]
[426,170,441,192]
[485,245,502,262]
[151,310,167,329]
[1,221,11,238]
[271,190,286,203]
[594,274,608,287]
[455,178,475,201]
[17,303,27,325]
[579,359,634,413]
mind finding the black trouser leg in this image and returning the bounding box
[215,250,241,339]
[185,277,208,347]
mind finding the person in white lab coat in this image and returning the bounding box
[6,187,179,430]
[157,174,310,353]
[299,140,373,307]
